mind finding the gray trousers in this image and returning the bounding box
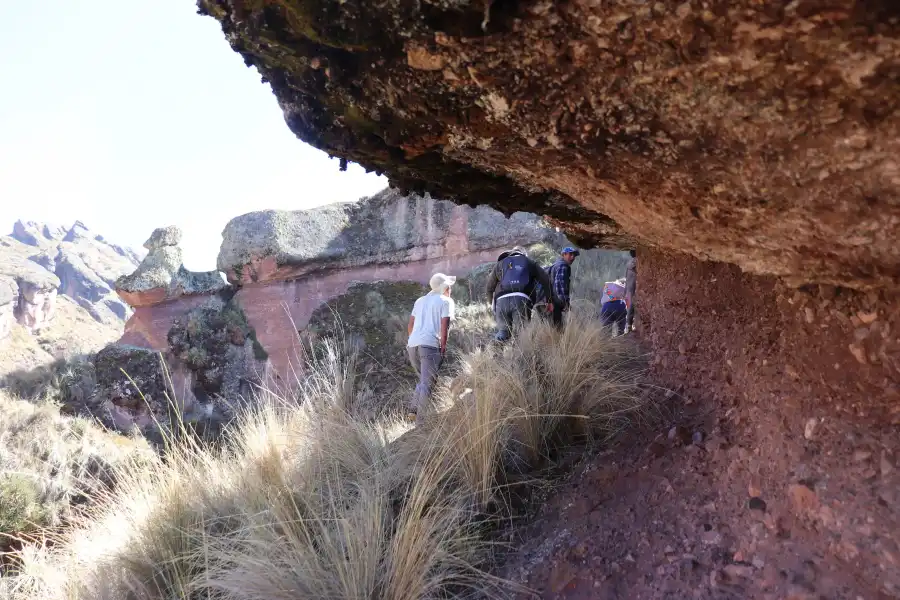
[407,344,443,418]
[494,294,531,341]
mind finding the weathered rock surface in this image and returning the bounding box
[116,189,556,380]
[91,344,176,432]
[218,187,553,284]
[116,226,228,308]
[1,221,142,335]
[199,0,900,291]
[0,222,144,385]
[191,5,900,595]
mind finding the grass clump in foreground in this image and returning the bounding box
[3,307,653,600]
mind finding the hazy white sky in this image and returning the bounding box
[0,0,387,270]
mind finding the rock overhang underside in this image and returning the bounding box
[197,0,900,291]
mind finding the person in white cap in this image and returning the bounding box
[406,272,457,424]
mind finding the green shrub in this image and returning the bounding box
[0,474,47,539]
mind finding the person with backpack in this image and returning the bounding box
[548,246,580,329]
[406,272,457,424]
[600,278,628,335]
[485,246,556,341]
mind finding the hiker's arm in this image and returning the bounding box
[408,315,415,336]
[562,264,571,308]
[440,317,450,355]
[485,265,499,300]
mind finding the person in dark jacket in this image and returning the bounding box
[548,246,580,329]
[485,246,556,341]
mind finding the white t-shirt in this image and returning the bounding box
[408,292,455,349]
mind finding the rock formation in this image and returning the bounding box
[117,188,554,377]
[109,188,556,424]
[193,4,900,596]
[1,220,144,337]
[0,221,145,382]
[116,225,226,308]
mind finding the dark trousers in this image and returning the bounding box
[494,295,531,341]
[600,300,627,335]
[551,303,564,329]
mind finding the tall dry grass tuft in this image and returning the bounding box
[3,305,653,600]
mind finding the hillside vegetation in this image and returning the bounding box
[1,310,649,599]
[0,247,641,598]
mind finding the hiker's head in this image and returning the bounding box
[511,245,528,257]
[629,249,637,258]
[561,246,581,265]
[429,272,457,296]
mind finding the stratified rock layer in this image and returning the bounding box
[198,0,900,291]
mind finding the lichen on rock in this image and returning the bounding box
[166,296,264,408]
[92,343,173,432]
[217,187,554,284]
[305,280,427,413]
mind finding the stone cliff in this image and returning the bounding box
[1,220,144,337]
[110,188,556,427]
[0,220,145,382]
[191,4,900,596]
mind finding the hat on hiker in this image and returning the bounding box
[562,246,581,257]
[430,272,457,293]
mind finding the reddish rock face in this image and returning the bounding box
[120,295,218,350]
[232,246,508,377]
[116,191,554,380]
[637,247,900,595]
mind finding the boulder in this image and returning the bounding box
[116,226,228,308]
[304,280,427,414]
[143,225,182,250]
[218,188,553,284]
[92,344,180,432]
[198,0,900,291]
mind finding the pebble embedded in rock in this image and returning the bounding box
[804,418,817,440]
[748,497,767,512]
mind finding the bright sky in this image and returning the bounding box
[0,0,387,270]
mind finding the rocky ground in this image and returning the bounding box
[497,345,890,600]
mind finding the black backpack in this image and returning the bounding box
[498,253,534,295]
